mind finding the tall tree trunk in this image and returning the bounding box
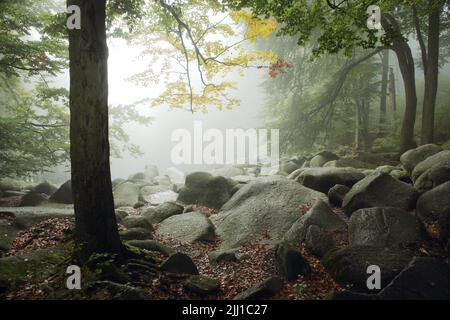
[355,99,361,151]
[421,4,441,144]
[382,14,418,153]
[379,50,389,134]
[361,100,370,149]
[68,0,124,263]
[389,67,397,113]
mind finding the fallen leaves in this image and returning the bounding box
[7,217,74,256]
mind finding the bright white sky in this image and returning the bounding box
[106,38,268,179]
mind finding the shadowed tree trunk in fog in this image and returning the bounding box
[389,67,397,113]
[381,13,418,153]
[417,3,441,144]
[379,50,389,135]
[68,0,124,263]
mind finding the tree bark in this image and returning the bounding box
[379,50,389,134]
[421,3,441,144]
[389,67,397,113]
[381,14,418,153]
[68,0,124,263]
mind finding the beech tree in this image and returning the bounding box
[68,0,124,262]
[225,0,425,152]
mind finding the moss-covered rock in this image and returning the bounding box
[322,245,413,293]
[183,275,220,295]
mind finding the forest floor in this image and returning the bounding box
[1,202,346,300]
[0,198,446,300]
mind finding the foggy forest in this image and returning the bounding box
[1,0,450,302]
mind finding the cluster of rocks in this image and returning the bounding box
[1,144,450,299]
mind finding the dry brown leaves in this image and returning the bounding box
[192,205,219,217]
[7,217,74,256]
[0,196,22,207]
[275,245,342,300]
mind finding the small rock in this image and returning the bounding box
[208,249,239,264]
[275,242,311,281]
[328,184,350,207]
[121,216,153,230]
[141,202,184,224]
[119,228,153,241]
[233,276,283,300]
[156,211,215,243]
[183,275,220,295]
[126,240,175,256]
[160,252,198,275]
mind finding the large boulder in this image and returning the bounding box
[139,185,172,202]
[128,172,153,183]
[210,166,245,178]
[233,276,283,300]
[324,158,376,169]
[113,182,140,208]
[293,167,365,194]
[413,164,450,194]
[411,150,450,182]
[280,161,300,174]
[177,172,235,209]
[156,211,215,243]
[211,176,326,250]
[33,181,57,196]
[400,144,443,174]
[305,225,335,257]
[19,191,48,207]
[310,151,339,167]
[48,180,73,204]
[141,202,184,224]
[146,190,178,205]
[282,199,347,246]
[342,172,418,216]
[416,181,450,223]
[348,207,426,247]
[230,175,257,184]
[322,245,413,292]
[378,257,450,300]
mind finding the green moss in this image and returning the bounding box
[0,242,72,292]
[442,140,450,150]
[123,242,161,263]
